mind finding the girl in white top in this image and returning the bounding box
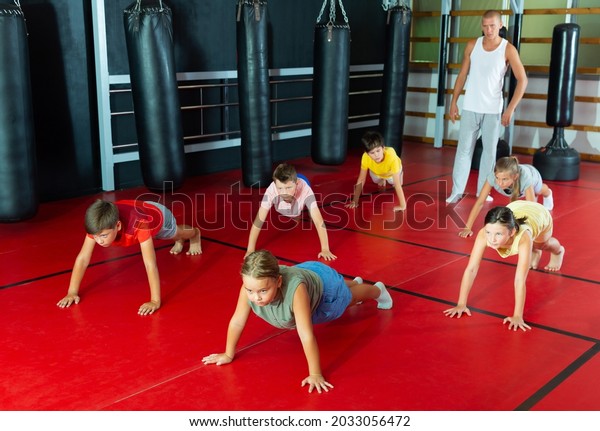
[459,157,554,238]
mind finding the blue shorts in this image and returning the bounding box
[145,201,178,240]
[296,262,352,325]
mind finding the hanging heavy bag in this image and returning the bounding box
[236,0,272,188]
[311,0,350,165]
[0,2,38,221]
[124,0,185,191]
[380,4,411,156]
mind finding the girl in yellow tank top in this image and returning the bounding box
[444,201,565,332]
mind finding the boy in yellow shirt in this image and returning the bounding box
[345,131,406,212]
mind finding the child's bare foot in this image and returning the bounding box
[545,246,565,272]
[393,205,406,212]
[186,228,202,255]
[170,240,184,255]
[530,249,542,269]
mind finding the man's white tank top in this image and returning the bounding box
[463,37,508,114]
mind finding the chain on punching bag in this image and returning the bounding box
[0,2,38,221]
[533,23,580,181]
[380,2,411,156]
[311,0,350,165]
[237,0,272,188]
[124,0,185,191]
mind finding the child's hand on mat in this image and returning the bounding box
[57,294,80,308]
[318,250,337,261]
[443,305,471,319]
[458,228,473,238]
[301,374,334,394]
[202,353,233,366]
[503,316,531,332]
[138,300,160,316]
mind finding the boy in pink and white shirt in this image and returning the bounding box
[245,164,336,261]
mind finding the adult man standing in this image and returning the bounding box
[446,10,528,204]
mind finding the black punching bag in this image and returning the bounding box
[533,23,580,181]
[380,5,411,156]
[311,1,350,165]
[236,0,272,188]
[0,3,38,221]
[124,0,185,191]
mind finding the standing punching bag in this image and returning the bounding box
[0,2,38,221]
[380,4,411,155]
[311,0,350,165]
[236,0,272,188]
[533,23,580,181]
[124,0,185,191]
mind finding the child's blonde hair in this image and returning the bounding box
[494,156,521,201]
[84,200,119,234]
[241,250,281,279]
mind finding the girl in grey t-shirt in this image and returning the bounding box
[458,157,554,238]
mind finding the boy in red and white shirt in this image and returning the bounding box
[57,199,201,315]
[245,164,336,261]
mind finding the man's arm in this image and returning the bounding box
[449,39,475,124]
[502,43,528,126]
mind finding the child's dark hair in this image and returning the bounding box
[494,156,520,201]
[484,206,528,233]
[361,131,385,152]
[242,250,281,279]
[272,163,297,183]
[84,200,119,234]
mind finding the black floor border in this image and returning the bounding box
[515,343,600,411]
